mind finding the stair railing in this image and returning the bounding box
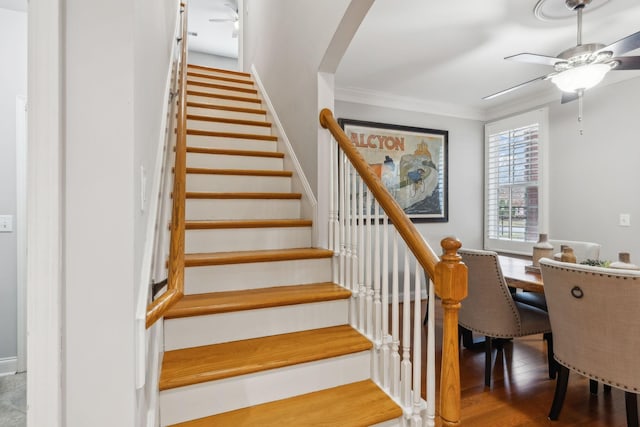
[320,109,467,427]
[146,1,188,328]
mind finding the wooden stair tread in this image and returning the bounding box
[187,64,251,78]
[185,219,311,229]
[186,167,292,177]
[187,71,254,86]
[168,380,402,427]
[186,192,302,200]
[184,248,333,267]
[186,90,261,104]
[186,128,277,141]
[165,282,350,319]
[187,80,258,95]
[186,146,284,158]
[186,101,266,116]
[159,325,370,390]
[186,114,271,128]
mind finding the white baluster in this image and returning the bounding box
[371,201,381,382]
[349,170,358,327]
[426,278,436,427]
[381,211,390,390]
[338,151,346,287]
[391,230,400,398]
[401,250,412,407]
[358,178,365,332]
[344,161,352,292]
[412,263,422,426]
[329,140,339,285]
[365,189,373,337]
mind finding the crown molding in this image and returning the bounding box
[335,86,487,121]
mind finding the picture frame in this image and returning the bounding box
[338,118,448,223]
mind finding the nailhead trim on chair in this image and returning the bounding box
[555,356,639,392]
[544,263,640,281]
[463,251,523,331]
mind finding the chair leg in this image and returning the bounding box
[460,326,475,349]
[484,336,492,388]
[549,364,570,420]
[543,332,556,379]
[589,379,598,395]
[626,392,639,427]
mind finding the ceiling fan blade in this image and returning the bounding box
[505,53,560,67]
[209,18,234,22]
[600,30,640,57]
[561,91,579,104]
[482,74,552,100]
[611,55,640,71]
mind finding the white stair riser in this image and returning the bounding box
[187,106,265,121]
[187,119,272,135]
[164,300,349,350]
[187,84,260,100]
[184,258,332,294]
[159,351,371,426]
[186,198,301,221]
[186,226,311,252]
[187,174,291,193]
[188,68,251,81]
[187,75,254,87]
[187,134,277,152]
[186,152,283,170]
[187,93,261,109]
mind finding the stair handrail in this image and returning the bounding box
[319,108,468,426]
[146,1,188,328]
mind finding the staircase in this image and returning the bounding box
[158,64,403,426]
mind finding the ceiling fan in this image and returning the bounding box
[484,0,640,104]
[209,2,239,38]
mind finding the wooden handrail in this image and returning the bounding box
[146,2,188,328]
[319,108,467,426]
[319,109,441,278]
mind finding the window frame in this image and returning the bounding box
[484,108,549,255]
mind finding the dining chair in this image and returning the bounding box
[513,239,601,311]
[458,248,555,387]
[540,258,640,425]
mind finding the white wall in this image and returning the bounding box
[0,7,26,366]
[243,0,351,196]
[547,77,640,262]
[188,50,238,71]
[335,101,485,252]
[63,0,177,425]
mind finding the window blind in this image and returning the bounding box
[484,108,547,254]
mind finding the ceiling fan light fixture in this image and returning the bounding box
[550,63,611,92]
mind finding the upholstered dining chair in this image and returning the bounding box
[458,248,555,387]
[540,258,640,426]
[513,240,601,311]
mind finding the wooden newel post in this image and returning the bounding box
[435,237,468,426]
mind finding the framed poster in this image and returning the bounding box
[338,118,448,222]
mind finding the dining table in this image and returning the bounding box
[498,254,544,294]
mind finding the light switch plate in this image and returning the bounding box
[0,215,13,232]
[619,213,631,227]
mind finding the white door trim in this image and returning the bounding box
[26,0,63,426]
[16,95,26,373]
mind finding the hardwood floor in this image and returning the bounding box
[418,300,629,426]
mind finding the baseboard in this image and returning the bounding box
[0,357,17,376]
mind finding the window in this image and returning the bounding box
[484,108,548,254]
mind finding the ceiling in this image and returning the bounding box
[189,0,640,120]
[188,0,239,59]
[336,0,640,119]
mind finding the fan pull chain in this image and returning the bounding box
[577,89,584,136]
